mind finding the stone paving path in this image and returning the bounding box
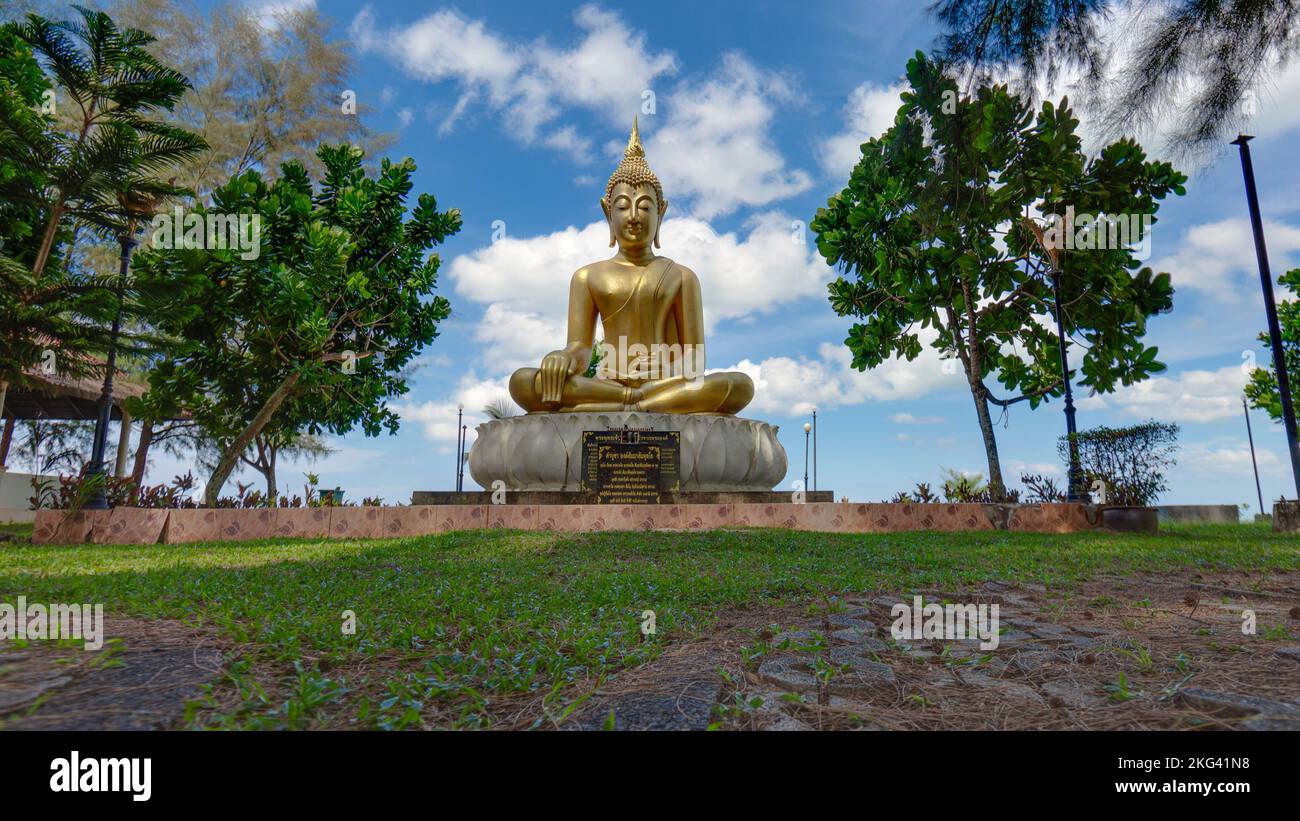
[0,619,222,731]
[573,573,1300,731]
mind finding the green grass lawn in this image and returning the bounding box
[0,522,33,539]
[0,523,1295,729]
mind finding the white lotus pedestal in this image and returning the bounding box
[467,411,787,492]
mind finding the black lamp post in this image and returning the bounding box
[84,228,138,510]
[1024,216,1087,503]
[1243,396,1265,517]
[802,421,811,493]
[1049,265,1086,502]
[811,409,817,492]
[459,424,468,492]
[1232,135,1300,500]
[455,406,463,491]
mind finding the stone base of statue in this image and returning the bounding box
[467,412,787,492]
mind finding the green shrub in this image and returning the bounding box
[1060,421,1179,507]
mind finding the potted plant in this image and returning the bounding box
[1061,421,1179,535]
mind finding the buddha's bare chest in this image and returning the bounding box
[587,266,681,326]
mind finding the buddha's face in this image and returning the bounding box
[603,182,663,250]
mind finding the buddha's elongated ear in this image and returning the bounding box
[600,197,615,247]
[654,198,668,248]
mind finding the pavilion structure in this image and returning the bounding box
[0,364,149,478]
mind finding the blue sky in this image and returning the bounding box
[148,1,1300,506]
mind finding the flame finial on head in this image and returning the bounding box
[604,117,664,209]
[625,117,644,158]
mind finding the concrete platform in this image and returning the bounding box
[1156,504,1240,523]
[411,490,836,505]
[28,501,1100,545]
[468,411,786,491]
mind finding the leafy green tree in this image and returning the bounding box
[105,0,391,195]
[0,23,63,420]
[1245,268,1300,425]
[0,246,121,408]
[0,7,206,429]
[0,20,125,421]
[931,0,1300,156]
[811,53,1185,497]
[0,24,50,260]
[132,144,461,505]
[47,0,391,486]
[167,424,331,501]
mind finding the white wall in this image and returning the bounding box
[0,470,54,522]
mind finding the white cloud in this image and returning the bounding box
[397,108,414,128]
[731,337,965,417]
[1242,62,1300,142]
[448,213,833,374]
[1006,459,1063,478]
[818,80,905,179]
[1150,217,1300,300]
[249,0,316,30]
[475,304,564,375]
[450,221,604,316]
[1180,438,1282,479]
[533,5,677,118]
[350,5,675,150]
[1077,365,1249,423]
[392,374,515,452]
[351,7,523,107]
[645,54,812,217]
[662,213,830,321]
[890,412,946,425]
[352,8,808,215]
[543,125,594,163]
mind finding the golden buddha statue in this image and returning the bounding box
[509,120,754,415]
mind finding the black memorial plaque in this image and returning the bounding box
[581,429,680,503]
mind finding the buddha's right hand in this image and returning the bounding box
[539,350,576,404]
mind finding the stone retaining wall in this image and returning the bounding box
[1156,504,1240,523]
[1275,500,1300,533]
[27,502,1100,545]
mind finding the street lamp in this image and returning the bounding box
[811,409,818,492]
[1049,265,1087,502]
[1023,217,1087,503]
[802,421,811,493]
[455,406,463,491]
[1232,135,1300,500]
[1243,396,1265,518]
[85,200,156,510]
[459,424,468,492]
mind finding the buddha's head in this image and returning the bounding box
[601,118,667,250]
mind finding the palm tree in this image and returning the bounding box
[483,397,518,420]
[931,0,1300,158]
[0,7,205,421]
[4,6,206,278]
